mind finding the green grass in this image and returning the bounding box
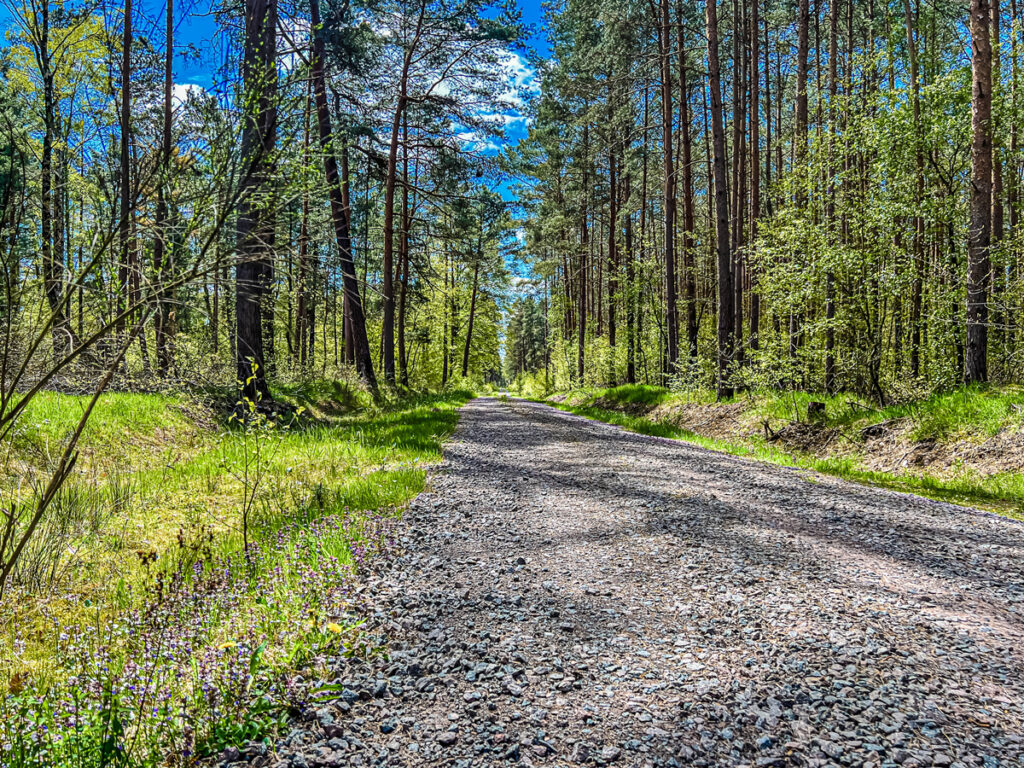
[9,390,204,457]
[0,382,473,766]
[537,386,1024,520]
[596,384,674,407]
[570,383,1024,439]
[0,385,472,685]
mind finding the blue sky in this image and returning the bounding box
[1,1,548,89]
[2,0,546,164]
[0,0,544,234]
[154,0,547,92]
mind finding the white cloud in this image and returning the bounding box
[497,52,539,109]
[479,112,529,127]
[456,130,500,152]
[280,18,311,72]
[172,83,205,107]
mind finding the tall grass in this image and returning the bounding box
[0,386,471,766]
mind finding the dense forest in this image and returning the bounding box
[0,0,522,405]
[1,0,1021,404]
[508,0,1023,403]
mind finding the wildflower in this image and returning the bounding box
[325,622,344,634]
[217,641,237,650]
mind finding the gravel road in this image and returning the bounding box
[257,397,1024,768]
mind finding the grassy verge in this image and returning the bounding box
[536,385,1024,520]
[0,385,471,766]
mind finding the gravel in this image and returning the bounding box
[228,397,1024,768]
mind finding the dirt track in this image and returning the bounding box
[263,396,1024,768]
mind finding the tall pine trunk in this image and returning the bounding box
[398,113,411,387]
[607,149,618,355]
[154,0,175,374]
[235,0,277,401]
[381,8,424,385]
[749,0,761,353]
[117,0,132,358]
[825,0,840,392]
[967,0,993,383]
[790,0,810,375]
[309,0,376,388]
[39,0,71,358]
[658,0,678,373]
[679,4,698,361]
[707,0,734,398]
[904,0,925,377]
[461,261,480,378]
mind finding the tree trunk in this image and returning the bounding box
[118,0,133,360]
[442,246,449,386]
[297,83,311,368]
[749,0,761,353]
[731,0,746,366]
[624,176,636,384]
[789,0,810,374]
[461,261,480,378]
[707,0,734,398]
[382,96,404,385]
[967,0,993,383]
[825,0,840,392]
[381,8,424,385]
[154,0,175,374]
[607,150,618,355]
[398,112,411,387]
[679,3,698,360]
[578,126,589,385]
[659,0,679,372]
[235,0,277,401]
[992,0,1006,364]
[309,0,376,389]
[993,0,1005,246]
[1010,0,1020,355]
[40,12,71,360]
[904,0,925,377]
[796,0,810,169]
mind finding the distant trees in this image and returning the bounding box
[505,294,548,383]
[0,0,522,594]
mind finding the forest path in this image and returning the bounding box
[286,397,1024,768]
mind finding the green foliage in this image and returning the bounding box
[504,294,548,382]
[597,384,671,407]
[514,0,1022,403]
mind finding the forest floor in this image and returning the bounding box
[254,397,1024,768]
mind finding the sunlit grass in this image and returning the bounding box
[0,385,470,694]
